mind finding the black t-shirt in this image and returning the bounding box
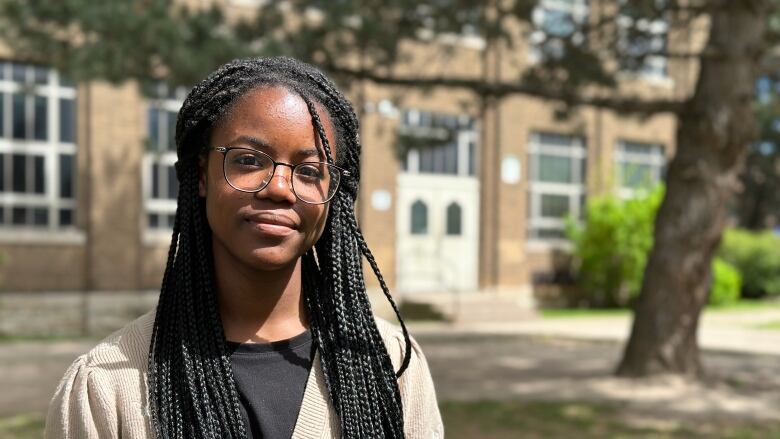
[226,330,315,439]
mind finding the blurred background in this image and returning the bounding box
[1,0,780,437]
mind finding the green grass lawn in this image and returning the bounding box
[707,299,780,313]
[0,415,44,439]
[441,400,780,439]
[6,401,780,438]
[540,299,780,320]
[754,320,780,330]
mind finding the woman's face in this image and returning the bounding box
[200,86,336,272]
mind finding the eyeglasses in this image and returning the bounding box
[209,146,350,204]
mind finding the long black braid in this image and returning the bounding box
[148,57,412,438]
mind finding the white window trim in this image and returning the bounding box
[0,63,78,235]
[527,132,587,245]
[615,140,665,199]
[0,228,85,245]
[142,153,178,239]
[526,238,573,252]
[142,85,183,243]
[400,109,478,177]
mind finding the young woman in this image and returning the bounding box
[45,57,443,438]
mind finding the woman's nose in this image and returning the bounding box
[257,164,297,204]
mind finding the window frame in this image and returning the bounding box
[399,108,478,177]
[410,199,429,235]
[527,131,587,244]
[0,62,78,233]
[529,0,590,63]
[616,0,670,81]
[615,139,665,198]
[143,84,185,240]
[445,201,463,236]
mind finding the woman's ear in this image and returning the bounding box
[198,155,208,197]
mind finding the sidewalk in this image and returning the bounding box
[4,306,780,424]
[408,307,780,356]
[407,307,780,424]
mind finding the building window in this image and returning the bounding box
[617,0,668,79]
[411,200,428,235]
[0,62,77,229]
[536,0,589,37]
[530,0,590,61]
[144,84,187,231]
[446,202,462,236]
[399,109,477,177]
[528,132,587,240]
[616,140,665,196]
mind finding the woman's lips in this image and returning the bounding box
[251,222,295,236]
[245,213,299,237]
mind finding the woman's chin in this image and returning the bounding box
[244,249,299,271]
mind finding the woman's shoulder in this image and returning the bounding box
[45,310,157,438]
[372,316,444,438]
[372,315,403,341]
[372,316,411,366]
[80,308,156,370]
[50,308,156,408]
[371,316,429,375]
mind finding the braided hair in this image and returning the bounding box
[147,57,412,438]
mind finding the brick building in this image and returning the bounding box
[0,0,703,331]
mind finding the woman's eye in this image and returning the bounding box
[297,165,325,180]
[233,154,265,167]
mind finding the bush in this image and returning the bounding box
[718,228,780,297]
[566,185,740,308]
[566,186,664,308]
[709,258,742,306]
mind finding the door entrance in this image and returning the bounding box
[396,173,479,293]
[395,122,479,294]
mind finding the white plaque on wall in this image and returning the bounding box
[501,155,521,184]
[371,190,392,211]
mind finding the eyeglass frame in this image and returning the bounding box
[206,146,351,205]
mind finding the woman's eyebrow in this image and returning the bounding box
[296,148,322,159]
[231,135,323,160]
[232,135,271,150]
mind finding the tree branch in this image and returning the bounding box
[324,63,685,115]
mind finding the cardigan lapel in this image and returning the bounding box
[291,351,338,438]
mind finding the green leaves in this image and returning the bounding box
[565,186,664,308]
[0,0,247,86]
[709,258,741,307]
[0,0,728,117]
[718,228,780,298]
[567,186,743,308]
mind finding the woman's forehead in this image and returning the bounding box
[213,86,337,157]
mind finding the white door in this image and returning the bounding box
[396,131,479,294]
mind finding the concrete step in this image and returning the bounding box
[400,291,536,324]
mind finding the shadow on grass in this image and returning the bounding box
[6,401,780,439]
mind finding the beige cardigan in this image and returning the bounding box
[45,310,444,438]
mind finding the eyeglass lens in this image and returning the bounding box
[224,148,340,203]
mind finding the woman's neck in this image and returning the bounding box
[214,250,309,344]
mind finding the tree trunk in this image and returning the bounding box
[616,0,769,377]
